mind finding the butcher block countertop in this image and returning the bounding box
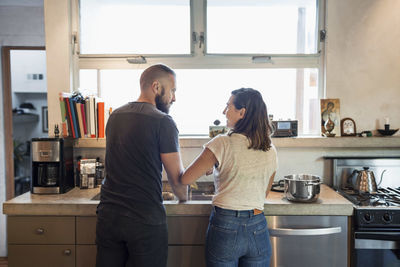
[3,185,353,216]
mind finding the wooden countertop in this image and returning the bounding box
[3,185,353,216]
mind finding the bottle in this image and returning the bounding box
[95,157,105,186]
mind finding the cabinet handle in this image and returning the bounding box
[63,249,72,256]
[269,227,341,237]
[36,228,45,235]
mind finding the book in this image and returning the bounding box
[64,96,75,138]
[59,94,68,137]
[97,101,105,138]
[76,102,85,138]
[89,96,96,138]
[69,97,80,138]
[85,98,91,137]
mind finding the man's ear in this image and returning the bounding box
[152,81,159,94]
[239,108,246,119]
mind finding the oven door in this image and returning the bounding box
[354,231,400,267]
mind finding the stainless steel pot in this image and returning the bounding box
[284,174,321,202]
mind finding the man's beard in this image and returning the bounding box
[155,87,170,114]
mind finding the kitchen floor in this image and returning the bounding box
[0,257,8,267]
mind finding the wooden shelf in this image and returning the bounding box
[72,136,400,149]
[73,138,105,148]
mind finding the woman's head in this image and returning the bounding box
[224,88,273,151]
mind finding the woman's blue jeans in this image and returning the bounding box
[205,206,272,267]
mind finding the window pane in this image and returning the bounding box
[207,0,318,54]
[80,0,191,54]
[93,68,319,136]
[79,69,98,95]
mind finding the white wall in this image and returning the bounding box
[325,0,400,134]
[0,5,45,257]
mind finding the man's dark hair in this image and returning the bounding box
[140,64,176,90]
[229,88,273,151]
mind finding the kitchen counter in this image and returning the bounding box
[3,185,353,216]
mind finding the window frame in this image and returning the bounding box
[73,0,326,136]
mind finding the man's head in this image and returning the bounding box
[140,64,176,114]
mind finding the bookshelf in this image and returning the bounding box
[73,138,105,148]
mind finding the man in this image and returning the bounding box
[96,64,188,267]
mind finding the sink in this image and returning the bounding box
[91,193,101,201]
[190,193,214,201]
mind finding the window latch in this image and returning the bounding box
[320,29,326,42]
[199,32,204,49]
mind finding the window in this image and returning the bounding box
[79,0,191,54]
[207,0,318,54]
[77,0,324,136]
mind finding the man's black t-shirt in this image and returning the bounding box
[97,102,179,225]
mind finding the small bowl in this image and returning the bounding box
[377,129,399,136]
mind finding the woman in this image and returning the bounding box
[180,88,278,267]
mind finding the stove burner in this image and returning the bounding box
[340,187,400,207]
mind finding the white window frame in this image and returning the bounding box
[72,0,326,136]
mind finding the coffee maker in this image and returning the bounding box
[31,137,74,194]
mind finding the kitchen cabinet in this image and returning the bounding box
[7,215,209,267]
[8,216,75,267]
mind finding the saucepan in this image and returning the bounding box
[284,174,321,202]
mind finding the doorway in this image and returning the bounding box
[2,46,47,199]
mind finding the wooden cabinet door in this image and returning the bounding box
[8,216,75,244]
[76,216,97,244]
[168,246,205,267]
[8,245,75,267]
[76,245,96,267]
[167,216,209,245]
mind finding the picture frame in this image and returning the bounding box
[320,99,341,136]
[341,117,357,136]
[42,106,48,133]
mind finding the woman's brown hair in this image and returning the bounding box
[228,88,273,151]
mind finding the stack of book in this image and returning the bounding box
[59,92,110,138]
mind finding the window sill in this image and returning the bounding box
[72,136,400,149]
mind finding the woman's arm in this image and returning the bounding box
[265,171,276,197]
[180,148,218,185]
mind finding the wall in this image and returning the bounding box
[325,0,400,134]
[0,5,45,257]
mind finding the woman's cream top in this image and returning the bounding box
[205,133,278,211]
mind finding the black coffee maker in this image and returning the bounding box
[31,137,74,194]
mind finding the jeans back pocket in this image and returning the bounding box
[206,223,238,260]
[253,220,271,256]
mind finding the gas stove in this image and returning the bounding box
[338,187,400,228]
[328,157,400,267]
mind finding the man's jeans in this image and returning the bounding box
[206,206,272,267]
[96,209,168,267]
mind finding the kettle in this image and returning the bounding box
[347,167,385,193]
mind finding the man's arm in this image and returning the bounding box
[161,152,188,202]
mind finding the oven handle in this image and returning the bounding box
[269,227,341,237]
[355,231,400,241]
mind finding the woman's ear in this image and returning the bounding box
[239,108,246,118]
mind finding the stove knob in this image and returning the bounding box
[363,213,373,223]
[383,213,392,223]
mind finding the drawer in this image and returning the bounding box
[76,245,96,267]
[76,217,97,244]
[8,244,75,267]
[167,216,209,245]
[167,246,205,267]
[8,216,75,244]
